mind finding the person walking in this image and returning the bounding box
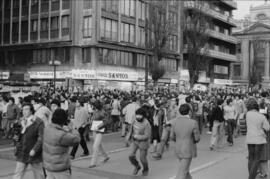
[127,108,151,176]
[43,108,80,179]
[170,104,200,179]
[13,103,45,179]
[70,98,90,159]
[34,97,52,127]
[5,97,21,139]
[246,98,270,179]
[223,98,237,146]
[111,95,121,132]
[89,100,110,168]
[210,99,225,150]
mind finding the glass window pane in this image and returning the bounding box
[124,0,129,16]
[130,0,135,17]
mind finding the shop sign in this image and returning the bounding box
[214,79,232,85]
[29,71,72,79]
[171,79,178,84]
[0,72,10,80]
[72,70,96,79]
[96,71,138,81]
[179,70,189,81]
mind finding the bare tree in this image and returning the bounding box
[145,0,175,87]
[183,0,210,88]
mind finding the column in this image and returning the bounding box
[265,42,270,80]
[10,0,13,44]
[241,39,249,80]
[18,0,22,43]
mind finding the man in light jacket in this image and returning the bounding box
[170,104,200,179]
[43,108,80,179]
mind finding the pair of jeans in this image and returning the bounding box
[210,121,224,147]
[129,142,149,171]
[45,169,71,179]
[176,158,192,179]
[156,125,170,156]
[248,144,264,179]
[70,127,89,157]
[90,132,108,166]
[195,114,203,134]
[13,162,44,179]
[111,115,120,132]
[226,119,236,144]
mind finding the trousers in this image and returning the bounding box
[13,162,45,179]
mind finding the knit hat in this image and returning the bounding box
[51,109,68,126]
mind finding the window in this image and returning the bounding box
[41,18,48,31]
[101,0,118,13]
[51,0,59,11]
[138,27,145,47]
[121,0,135,17]
[121,23,135,43]
[233,64,241,77]
[62,15,69,37]
[51,16,59,38]
[62,0,70,10]
[41,0,49,13]
[84,0,92,9]
[31,20,38,32]
[169,35,178,51]
[12,22,19,43]
[161,58,177,71]
[98,48,133,67]
[21,21,28,42]
[31,0,38,14]
[83,16,92,37]
[100,18,118,41]
[82,48,91,63]
[51,17,59,30]
[214,65,228,74]
[137,54,145,68]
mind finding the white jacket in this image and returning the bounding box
[122,102,140,124]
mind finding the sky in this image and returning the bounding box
[233,0,269,19]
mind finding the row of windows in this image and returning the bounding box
[100,18,118,41]
[160,58,178,72]
[0,48,70,66]
[1,15,69,44]
[32,48,70,64]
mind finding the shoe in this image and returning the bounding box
[229,143,233,146]
[125,143,130,148]
[206,131,212,135]
[152,154,162,160]
[133,165,141,175]
[70,156,75,160]
[80,153,89,157]
[210,146,214,151]
[103,157,110,163]
[258,173,267,178]
[89,165,96,168]
[142,169,149,176]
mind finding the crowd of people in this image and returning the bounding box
[0,88,269,179]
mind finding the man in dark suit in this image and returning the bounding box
[170,104,200,179]
[210,99,225,150]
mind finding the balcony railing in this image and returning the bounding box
[184,1,236,26]
[208,49,237,62]
[207,29,237,44]
[183,44,237,62]
[220,0,237,9]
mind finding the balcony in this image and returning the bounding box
[183,44,237,62]
[207,29,237,44]
[208,49,237,62]
[184,1,236,27]
[220,0,237,9]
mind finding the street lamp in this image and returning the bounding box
[49,60,61,93]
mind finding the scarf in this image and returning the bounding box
[21,115,36,134]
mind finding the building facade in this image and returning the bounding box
[0,0,182,91]
[232,2,270,88]
[0,0,237,91]
[183,0,238,87]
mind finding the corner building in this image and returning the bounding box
[183,0,238,86]
[0,0,181,91]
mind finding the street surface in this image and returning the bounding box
[0,132,267,179]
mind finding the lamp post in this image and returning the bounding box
[49,60,61,93]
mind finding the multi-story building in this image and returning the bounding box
[0,0,182,91]
[183,0,238,86]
